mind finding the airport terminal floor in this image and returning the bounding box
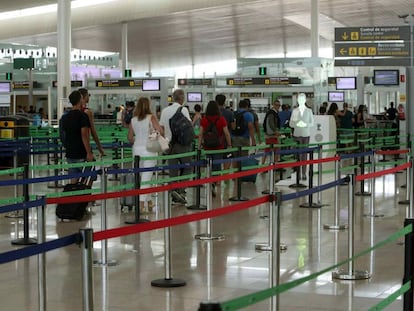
[0,149,410,311]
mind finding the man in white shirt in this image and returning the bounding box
[160,89,193,204]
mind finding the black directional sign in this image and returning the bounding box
[335,42,410,58]
[335,26,410,42]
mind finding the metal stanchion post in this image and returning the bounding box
[262,144,274,195]
[332,174,370,280]
[47,137,63,189]
[151,184,186,287]
[289,148,307,189]
[125,155,150,224]
[364,154,384,218]
[255,164,287,251]
[355,143,371,196]
[229,147,249,201]
[271,191,282,311]
[399,154,412,205]
[317,145,323,205]
[188,149,207,210]
[409,158,414,219]
[94,168,118,266]
[403,218,414,311]
[6,151,22,219]
[12,164,37,245]
[80,228,95,311]
[37,195,46,311]
[324,158,348,230]
[300,148,322,208]
[109,138,120,181]
[195,157,225,240]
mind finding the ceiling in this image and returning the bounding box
[0,0,412,74]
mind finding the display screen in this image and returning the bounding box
[187,92,202,102]
[373,70,400,86]
[0,82,11,93]
[336,77,356,90]
[142,79,160,91]
[328,91,344,102]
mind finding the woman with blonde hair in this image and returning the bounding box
[127,97,164,213]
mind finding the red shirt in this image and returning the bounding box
[200,115,227,149]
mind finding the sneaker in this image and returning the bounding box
[171,191,187,204]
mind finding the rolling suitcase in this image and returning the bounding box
[240,157,259,183]
[56,167,94,221]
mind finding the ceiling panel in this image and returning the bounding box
[0,0,412,72]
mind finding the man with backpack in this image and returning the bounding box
[160,89,194,204]
[231,99,256,157]
[262,99,281,164]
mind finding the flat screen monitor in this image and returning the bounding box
[187,92,202,102]
[328,91,344,102]
[142,79,160,91]
[336,77,356,90]
[0,82,11,93]
[373,70,399,86]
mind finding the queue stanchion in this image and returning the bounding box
[80,228,95,311]
[355,142,371,196]
[399,154,412,205]
[261,144,274,195]
[255,163,287,251]
[187,148,207,210]
[47,137,64,189]
[229,146,249,201]
[289,147,307,189]
[364,153,384,218]
[151,181,186,288]
[401,140,411,189]
[409,158,414,219]
[6,150,22,219]
[300,147,322,208]
[37,195,46,311]
[195,157,225,240]
[403,218,414,311]
[332,174,370,280]
[109,138,120,181]
[324,158,348,230]
[12,164,37,245]
[94,167,118,266]
[317,145,324,205]
[270,191,283,311]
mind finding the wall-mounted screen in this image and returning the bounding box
[328,91,344,102]
[336,77,356,90]
[142,79,160,91]
[373,70,400,86]
[0,82,11,93]
[187,92,202,102]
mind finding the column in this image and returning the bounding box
[121,22,128,77]
[310,0,319,58]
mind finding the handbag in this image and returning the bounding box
[146,119,169,153]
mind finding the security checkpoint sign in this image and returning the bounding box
[335,42,410,58]
[334,26,410,42]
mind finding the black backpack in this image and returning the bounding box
[169,106,195,146]
[124,109,133,125]
[232,111,247,136]
[203,117,221,148]
[263,109,279,135]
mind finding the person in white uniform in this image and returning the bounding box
[289,93,314,180]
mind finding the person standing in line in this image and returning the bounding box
[192,104,202,129]
[216,94,234,172]
[232,99,256,159]
[289,93,314,180]
[60,90,94,184]
[244,98,262,145]
[159,89,193,205]
[262,99,281,165]
[339,102,354,130]
[78,88,105,157]
[127,97,164,213]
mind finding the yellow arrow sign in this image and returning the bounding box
[339,48,347,55]
[341,32,349,40]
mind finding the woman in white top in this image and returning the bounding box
[127,97,164,213]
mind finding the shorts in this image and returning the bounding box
[231,136,250,156]
[265,137,278,152]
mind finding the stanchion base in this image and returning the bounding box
[11,237,37,245]
[355,192,371,196]
[323,224,348,230]
[187,205,207,211]
[151,278,186,288]
[5,212,23,219]
[332,269,371,280]
[255,243,288,252]
[398,200,410,205]
[47,183,64,189]
[93,259,118,267]
[229,196,249,201]
[289,183,307,189]
[363,213,384,218]
[299,202,322,208]
[125,218,150,224]
[194,233,225,241]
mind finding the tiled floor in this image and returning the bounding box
[0,155,410,310]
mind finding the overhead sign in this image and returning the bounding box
[226,77,301,86]
[335,26,410,42]
[335,58,411,67]
[177,78,213,86]
[335,42,410,58]
[95,79,143,88]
